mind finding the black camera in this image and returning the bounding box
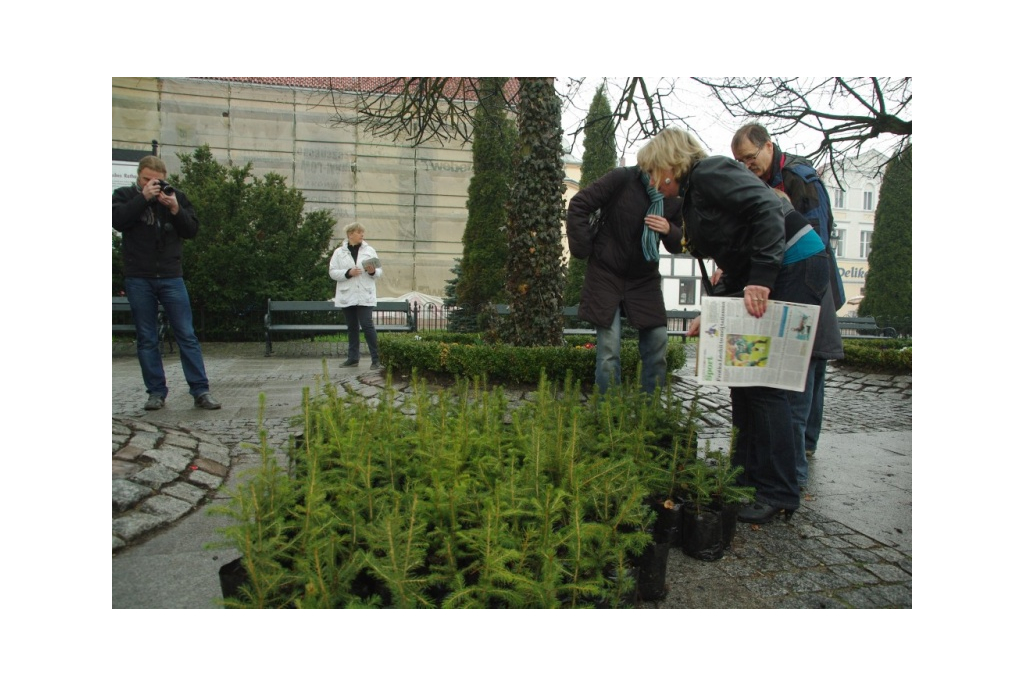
[156,179,175,195]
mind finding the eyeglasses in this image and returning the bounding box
[736,142,765,166]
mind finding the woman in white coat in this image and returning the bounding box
[329,222,382,369]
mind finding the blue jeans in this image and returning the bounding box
[777,253,831,486]
[124,277,210,399]
[804,358,827,452]
[787,360,827,486]
[343,305,379,363]
[595,307,667,394]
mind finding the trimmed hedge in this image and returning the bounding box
[838,338,912,374]
[378,331,687,386]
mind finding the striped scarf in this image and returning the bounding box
[638,170,663,262]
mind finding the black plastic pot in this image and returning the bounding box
[680,501,724,561]
[633,541,670,601]
[718,500,739,550]
[648,495,685,545]
[219,557,248,601]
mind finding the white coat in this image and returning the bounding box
[329,240,382,308]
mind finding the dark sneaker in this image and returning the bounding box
[144,394,165,411]
[370,361,381,370]
[194,393,222,410]
[341,359,359,367]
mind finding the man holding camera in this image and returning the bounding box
[113,155,220,411]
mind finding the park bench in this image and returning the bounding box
[494,304,700,338]
[264,299,418,356]
[838,316,897,340]
[112,296,174,352]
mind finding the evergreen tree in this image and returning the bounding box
[444,259,477,332]
[456,78,516,329]
[566,84,617,305]
[858,145,912,335]
[504,78,566,347]
[165,145,335,340]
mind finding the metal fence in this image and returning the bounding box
[143,301,910,343]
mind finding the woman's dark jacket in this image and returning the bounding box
[112,184,199,279]
[680,156,786,296]
[566,166,684,329]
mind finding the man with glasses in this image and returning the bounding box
[731,123,844,486]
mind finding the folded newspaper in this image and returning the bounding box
[361,257,382,270]
[696,296,820,392]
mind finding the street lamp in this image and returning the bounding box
[830,225,840,252]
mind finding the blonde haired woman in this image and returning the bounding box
[641,127,824,525]
[329,222,382,370]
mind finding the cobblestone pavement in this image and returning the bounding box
[112,342,911,608]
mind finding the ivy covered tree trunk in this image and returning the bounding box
[456,77,516,329]
[504,78,566,347]
[858,145,912,335]
[566,83,618,306]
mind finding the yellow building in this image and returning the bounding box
[821,149,889,316]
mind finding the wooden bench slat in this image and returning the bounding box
[838,316,896,339]
[264,298,418,356]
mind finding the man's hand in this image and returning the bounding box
[156,189,180,215]
[141,178,162,201]
[687,315,701,337]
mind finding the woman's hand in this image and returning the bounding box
[687,315,701,337]
[644,215,670,235]
[743,285,770,318]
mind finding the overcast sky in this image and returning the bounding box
[556,77,901,169]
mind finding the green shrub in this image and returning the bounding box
[838,338,912,374]
[213,371,707,608]
[379,331,687,386]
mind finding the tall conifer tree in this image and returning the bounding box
[456,78,516,330]
[566,84,617,305]
[858,145,912,334]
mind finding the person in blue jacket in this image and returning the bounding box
[732,123,845,478]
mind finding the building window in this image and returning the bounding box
[835,228,846,257]
[860,231,872,259]
[834,187,845,209]
[678,278,697,306]
[863,187,874,211]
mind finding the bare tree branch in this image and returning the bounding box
[319,77,518,147]
[692,76,912,176]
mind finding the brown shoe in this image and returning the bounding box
[194,393,222,410]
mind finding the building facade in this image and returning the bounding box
[821,149,888,315]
